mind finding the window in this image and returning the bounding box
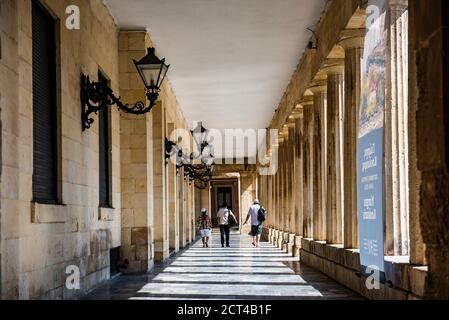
[32,0,58,204]
[98,72,112,208]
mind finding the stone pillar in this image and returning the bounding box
[301,98,314,239]
[282,130,288,234]
[287,116,299,254]
[178,167,186,249]
[407,0,425,267]
[153,104,169,261]
[409,0,449,299]
[384,0,410,256]
[185,178,192,245]
[267,169,273,230]
[119,31,154,273]
[277,135,285,248]
[272,143,278,244]
[270,140,278,244]
[310,82,327,242]
[283,125,291,235]
[167,123,179,254]
[191,183,196,242]
[323,60,345,244]
[340,29,365,249]
[292,106,304,256]
[282,126,291,251]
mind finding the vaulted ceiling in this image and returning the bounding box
[104,0,327,159]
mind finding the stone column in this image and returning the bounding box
[282,126,291,250]
[340,29,365,249]
[167,123,179,253]
[270,140,279,244]
[323,60,345,244]
[407,0,425,267]
[267,172,274,243]
[153,104,169,261]
[277,135,285,248]
[292,108,304,256]
[384,0,410,256]
[272,142,278,243]
[288,120,297,235]
[185,178,192,245]
[190,183,196,242]
[301,97,314,239]
[310,82,327,241]
[119,31,154,273]
[283,125,291,234]
[178,167,186,249]
[409,0,448,298]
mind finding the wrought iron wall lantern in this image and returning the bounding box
[164,123,215,189]
[81,47,170,131]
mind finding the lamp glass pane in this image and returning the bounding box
[157,64,169,87]
[139,64,162,87]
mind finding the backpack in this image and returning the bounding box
[257,206,266,223]
[226,209,237,226]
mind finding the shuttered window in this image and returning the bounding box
[98,72,112,208]
[32,0,58,204]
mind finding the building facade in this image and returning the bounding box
[0,0,448,300]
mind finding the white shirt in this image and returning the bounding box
[217,208,234,225]
[248,204,261,226]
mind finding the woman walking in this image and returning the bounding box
[198,208,212,248]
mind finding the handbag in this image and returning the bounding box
[228,212,238,227]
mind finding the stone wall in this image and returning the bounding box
[0,0,120,299]
[300,238,427,299]
[0,0,196,299]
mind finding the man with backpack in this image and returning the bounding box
[243,199,266,248]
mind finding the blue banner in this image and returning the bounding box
[357,0,387,282]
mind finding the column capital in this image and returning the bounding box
[287,117,296,128]
[389,0,408,10]
[339,29,366,49]
[320,58,345,75]
[308,80,327,94]
[291,109,304,119]
[298,96,314,108]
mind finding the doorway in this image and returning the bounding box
[216,187,233,212]
[211,179,239,228]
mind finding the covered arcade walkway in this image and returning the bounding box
[84,232,361,300]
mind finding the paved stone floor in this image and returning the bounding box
[83,231,362,300]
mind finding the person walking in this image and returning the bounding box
[216,203,237,248]
[243,199,266,248]
[197,208,212,248]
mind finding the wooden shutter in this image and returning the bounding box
[98,73,111,208]
[32,0,58,203]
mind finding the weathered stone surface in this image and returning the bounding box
[131,228,149,246]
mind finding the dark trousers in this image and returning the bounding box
[220,225,230,246]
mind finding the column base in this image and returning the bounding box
[154,240,170,262]
[282,232,290,251]
[276,231,284,249]
[293,236,303,257]
[287,233,296,255]
[267,228,273,243]
[262,227,270,241]
[272,229,279,245]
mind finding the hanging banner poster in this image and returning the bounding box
[357,0,387,283]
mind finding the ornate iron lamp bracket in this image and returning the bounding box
[81,74,158,131]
